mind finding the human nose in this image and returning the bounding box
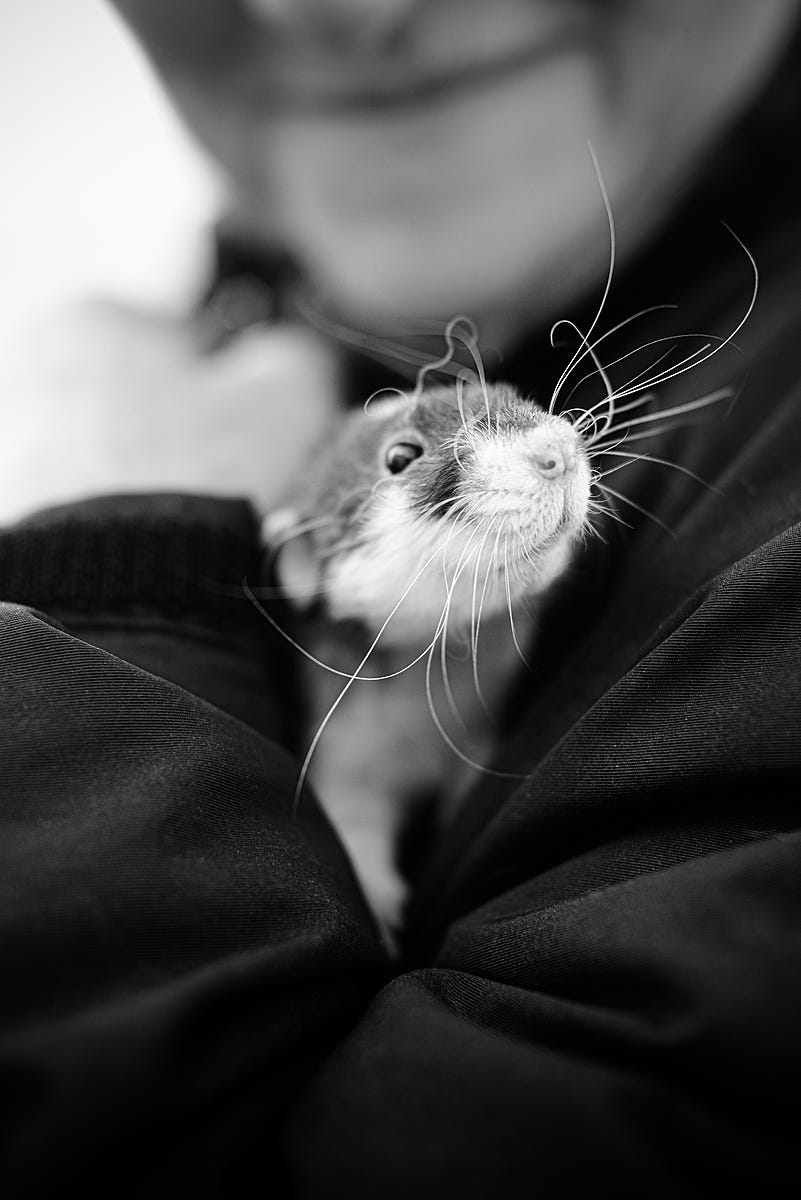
[241,0,421,48]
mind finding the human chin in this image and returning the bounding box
[263,55,608,332]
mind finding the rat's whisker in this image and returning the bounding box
[293,534,473,813]
[294,294,472,383]
[364,385,412,413]
[586,432,635,458]
[196,573,324,602]
[504,540,534,669]
[438,526,485,729]
[600,230,756,404]
[556,307,679,408]
[244,578,440,684]
[414,312,483,398]
[598,449,721,492]
[261,513,337,569]
[549,141,616,414]
[455,372,471,439]
[423,618,526,783]
[571,408,606,443]
[603,343,715,402]
[588,417,718,454]
[550,317,616,436]
[574,340,718,441]
[546,137,618,412]
[469,525,497,719]
[255,508,476,688]
[563,329,724,416]
[594,483,675,536]
[588,493,633,534]
[596,386,733,442]
[461,336,493,427]
[473,525,505,682]
[417,493,471,522]
[575,389,660,435]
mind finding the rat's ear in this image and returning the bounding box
[261,508,320,611]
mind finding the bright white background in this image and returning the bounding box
[0,0,223,351]
[0,3,340,525]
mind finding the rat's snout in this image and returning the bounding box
[526,438,577,480]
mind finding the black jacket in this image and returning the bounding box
[2,75,801,1200]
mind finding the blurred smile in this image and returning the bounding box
[239,4,601,117]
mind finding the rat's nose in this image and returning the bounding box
[528,442,576,479]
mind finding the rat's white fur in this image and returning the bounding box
[324,415,590,647]
[277,390,592,946]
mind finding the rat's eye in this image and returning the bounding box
[385,440,424,474]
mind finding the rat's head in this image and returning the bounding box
[269,382,591,646]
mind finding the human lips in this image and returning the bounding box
[247,7,598,117]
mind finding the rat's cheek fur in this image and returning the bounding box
[323,489,457,642]
[322,481,586,648]
[312,388,592,645]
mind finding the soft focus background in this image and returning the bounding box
[0,1,340,524]
[0,0,222,352]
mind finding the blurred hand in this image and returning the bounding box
[0,299,342,525]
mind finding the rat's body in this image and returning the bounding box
[268,382,593,940]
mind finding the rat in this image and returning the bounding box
[256,222,752,946]
[262,380,593,944]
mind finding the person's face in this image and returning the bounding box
[115,0,800,337]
